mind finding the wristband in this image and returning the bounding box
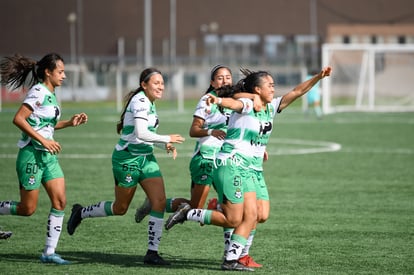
[217,97,222,105]
[207,129,213,136]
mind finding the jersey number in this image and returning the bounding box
[26,163,39,174]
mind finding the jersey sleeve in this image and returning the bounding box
[271,96,283,115]
[193,94,210,120]
[130,94,150,120]
[238,98,254,114]
[23,87,45,111]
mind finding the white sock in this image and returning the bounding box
[240,230,255,257]
[0,201,13,215]
[225,234,246,261]
[81,201,113,218]
[43,208,64,255]
[148,215,163,252]
[186,209,207,223]
[223,228,234,257]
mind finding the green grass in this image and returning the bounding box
[0,101,413,274]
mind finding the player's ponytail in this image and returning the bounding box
[0,54,37,90]
[0,53,63,91]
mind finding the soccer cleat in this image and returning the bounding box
[40,253,71,265]
[135,197,151,223]
[143,251,171,265]
[207,198,218,210]
[164,203,191,230]
[67,204,83,235]
[238,255,263,268]
[0,230,12,240]
[221,260,255,271]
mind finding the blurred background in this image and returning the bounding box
[1,0,414,112]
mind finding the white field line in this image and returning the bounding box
[1,138,338,159]
[1,137,413,159]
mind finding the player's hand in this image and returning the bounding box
[205,94,218,106]
[42,139,62,154]
[70,113,88,126]
[211,129,226,140]
[319,67,332,78]
[263,151,269,161]
[166,143,177,159]
[169,134,185,144]
[253,94,262,112]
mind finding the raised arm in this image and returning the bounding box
[279,66,332,111]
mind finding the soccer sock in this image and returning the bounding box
[225,233,247,261]
[0,201,18,215]
[186,209,212,224]
[240,229,256,257]
[223,228,234,257]
[81,201,113,218]
[43,208,64,255]
[165,198,175,213]
[147,211,164,252]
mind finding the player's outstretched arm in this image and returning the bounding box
[279,66,332,111]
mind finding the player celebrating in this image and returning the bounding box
[67,67,185,266]
[165,66,332,271]
[134,65,233,220]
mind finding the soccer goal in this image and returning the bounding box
[321,43,414,114]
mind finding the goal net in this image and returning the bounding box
[321,44,414,114]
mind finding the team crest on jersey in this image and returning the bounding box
[234,188,242,199]
[204,106,211,115]
[125,174,133,183]
[269,107,274,117]
[28,176,36,185]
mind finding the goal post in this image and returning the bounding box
[321,43,414,114]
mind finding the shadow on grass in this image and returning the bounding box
[0,251,222,271]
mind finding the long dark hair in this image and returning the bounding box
[116,67,162,134]
[237,68,271,93]
[216,68,271,96]
[214,68,271,113]
[0,53,64,90]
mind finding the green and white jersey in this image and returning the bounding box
[192,91,231,160]
[115,91,160,155]
[217,97,282,170]
[17,83,61,151]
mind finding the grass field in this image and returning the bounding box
[0,101,413,275]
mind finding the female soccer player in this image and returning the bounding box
[165,66,332,271]
[134,65,233,221]
[0,53,88,264]
[66,67,185,265]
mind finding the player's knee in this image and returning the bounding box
[257,217,268,223]
[53,198,67,211]
[113,205,128,215]
[149,197,166,212]
[18,205,36,216]
[226,216,242,228]
[257,212,269,223]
